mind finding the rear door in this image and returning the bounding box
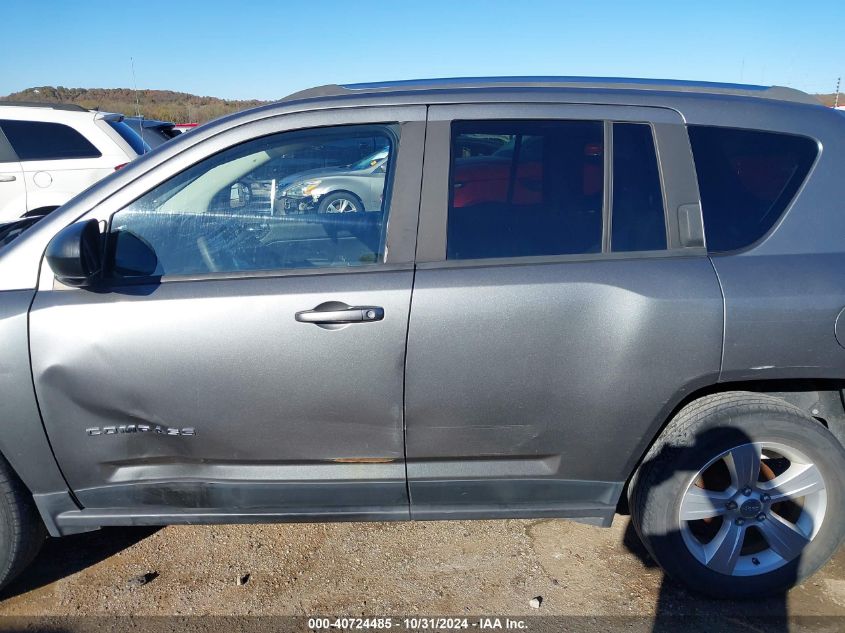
[405,103,724,522]
[0,125,25,221]
[30,106,425,521]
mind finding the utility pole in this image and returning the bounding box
[835,77,841,109]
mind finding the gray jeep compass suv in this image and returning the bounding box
[0,77,844,599]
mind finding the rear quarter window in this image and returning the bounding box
[688,126,818,252]
[0,119,102,161]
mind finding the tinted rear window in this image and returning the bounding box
[688,126,818,252]
[0,119,101,161]
[447,120,604,259]
[108,120,150,155]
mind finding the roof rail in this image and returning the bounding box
[282,76,820,106]
[0,101,88,112]
[282,85,349,101]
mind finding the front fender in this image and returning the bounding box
[0,289,75,511]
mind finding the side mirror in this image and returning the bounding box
[45,219,103,287]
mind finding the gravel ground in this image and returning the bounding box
[0,516,842,627]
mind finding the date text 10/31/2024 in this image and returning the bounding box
[308,617,529,630]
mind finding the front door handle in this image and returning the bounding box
[0,175,16,183]
[295,305,384,324]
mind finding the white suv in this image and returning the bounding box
[0,102,148,223]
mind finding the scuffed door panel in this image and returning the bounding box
[405,257,722,519]
[30,270,412,514]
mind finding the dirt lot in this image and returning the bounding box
[0,515,842,631]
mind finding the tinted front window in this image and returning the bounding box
[689,126,818,252]
[448,120,604,259]
[0,120,101,161]
[108,120,150,155]
[109,124,396,279]
[612,123,666,251]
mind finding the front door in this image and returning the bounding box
[30,107,425,520]
[405,104,724,523]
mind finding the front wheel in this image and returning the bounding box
[318,192,363,214]
[0,455,46,590]
[630,392,845,598]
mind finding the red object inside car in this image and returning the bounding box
[452,142,603,208]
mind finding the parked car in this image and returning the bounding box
[124,116,181,149]
[174,123,198,134]
[236,148,384,212]
[1,78,845,599]
[0,102,148,223]
[278,146,389,213]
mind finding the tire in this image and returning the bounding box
[0,455,46,590]
[630,391,845,598]
[317,191,363,214]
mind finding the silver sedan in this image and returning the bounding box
[278,148,388,213]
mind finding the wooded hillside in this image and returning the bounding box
[0,86,270,123]
[3,86,841,121]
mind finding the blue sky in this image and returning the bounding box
[1,0,843,99]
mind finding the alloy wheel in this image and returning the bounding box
[679,441,827,576]
[324,198,359,213]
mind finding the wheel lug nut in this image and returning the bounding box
[757,513,766,522]
[735,518,745,526]
[726,501,738,510]
[760,493,770,502]
[741,487,752,496]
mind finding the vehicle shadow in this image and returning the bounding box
[623,522,790,632]
[623,426,799,633]
[0,526,160,601]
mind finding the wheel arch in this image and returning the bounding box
[0,289,83,536]
[617,378,845,514]
[318,189,364,209]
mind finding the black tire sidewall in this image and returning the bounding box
[0,492,19,582]
[635,408,845,598]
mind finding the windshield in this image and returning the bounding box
[350,147,389,170]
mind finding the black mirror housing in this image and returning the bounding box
[45,219,103,287]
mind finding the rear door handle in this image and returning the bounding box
[295,306,384,324]
[0,175,16,183]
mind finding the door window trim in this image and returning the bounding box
[104,123,401,283]
[39,106,427,290]
[416,103,705,266]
